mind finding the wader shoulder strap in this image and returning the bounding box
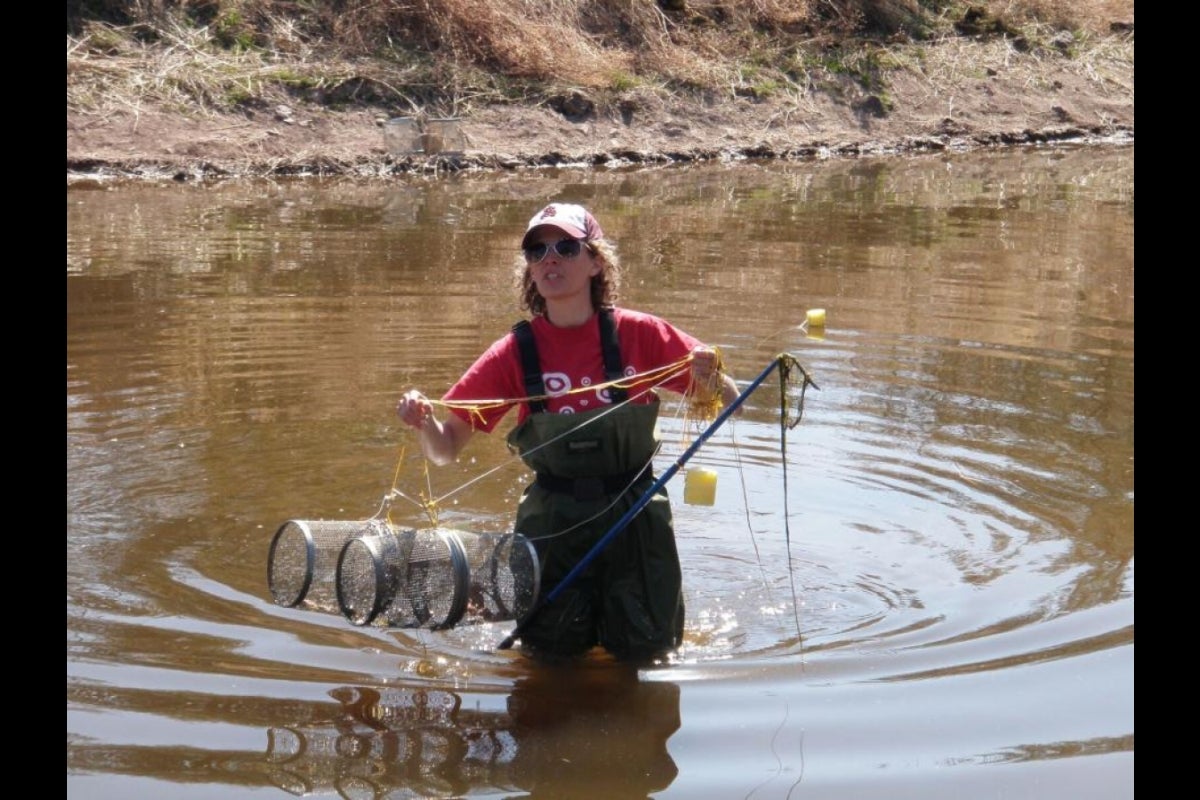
[511,320,547,414]
[513,310,627,414]
[599,307,628,404]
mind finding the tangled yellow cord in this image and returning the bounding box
[684,347,727,424]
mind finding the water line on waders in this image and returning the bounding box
[496,353,818,651]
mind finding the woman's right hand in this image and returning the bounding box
[396,390,474,465]
[396,389,433,429]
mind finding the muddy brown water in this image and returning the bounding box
[67,142,1133,799]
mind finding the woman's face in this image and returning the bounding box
[524,228,601,305]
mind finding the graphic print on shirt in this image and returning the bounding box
[544,372,571,398]
[579,375,596,410]
[542,360,644,412]
[543,371,577,413]
[539,366,630,413]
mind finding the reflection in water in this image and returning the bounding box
[68,665,680,798]
[267,665,678,798]
[67,145,1133,799]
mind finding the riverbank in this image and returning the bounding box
[66,10,1133,184]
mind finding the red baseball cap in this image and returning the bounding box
[522,203,605,248]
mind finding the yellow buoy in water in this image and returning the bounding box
[684,468,718,506]
[806,308,826,328]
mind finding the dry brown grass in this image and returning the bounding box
[982,0,1132,35]
[66,0,1134,118]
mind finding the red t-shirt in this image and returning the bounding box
[444,307,702,433]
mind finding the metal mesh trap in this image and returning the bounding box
[336,527,467,629]
[268,518,540,631]
[336,527,540,630]
[382,116,466,155]
[267,518,393,613]
[457,530,541,625]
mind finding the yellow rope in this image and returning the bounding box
[385,444,408,525]
[391,351,746,526]
[683,346,728,424]
[385,443,443,527]
[423,355,696,422]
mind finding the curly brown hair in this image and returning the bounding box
[514,237,622,316]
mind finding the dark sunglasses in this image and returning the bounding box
[524,238,585,263]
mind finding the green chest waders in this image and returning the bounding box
[507,402,684,659]
[504,310,685,659]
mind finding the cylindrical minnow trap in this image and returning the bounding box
[268,518,394,612]
[455,530,541,626]
[336,527,468,629]
[336,527,540,630]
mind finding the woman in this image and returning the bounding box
[397,202,738,661]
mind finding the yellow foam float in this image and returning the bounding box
[684,468,718,506]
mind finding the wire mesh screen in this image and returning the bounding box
[336,527,468,629]
[335,527,408,626]
[456,531,541,625]
[270,519,541,631]
[267,518,392,612]
[336,527,541,630]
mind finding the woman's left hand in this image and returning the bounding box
[691,346,719,384]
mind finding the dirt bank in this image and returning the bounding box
[66,33,1133,184]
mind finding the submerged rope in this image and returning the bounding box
[775,354,819,640]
